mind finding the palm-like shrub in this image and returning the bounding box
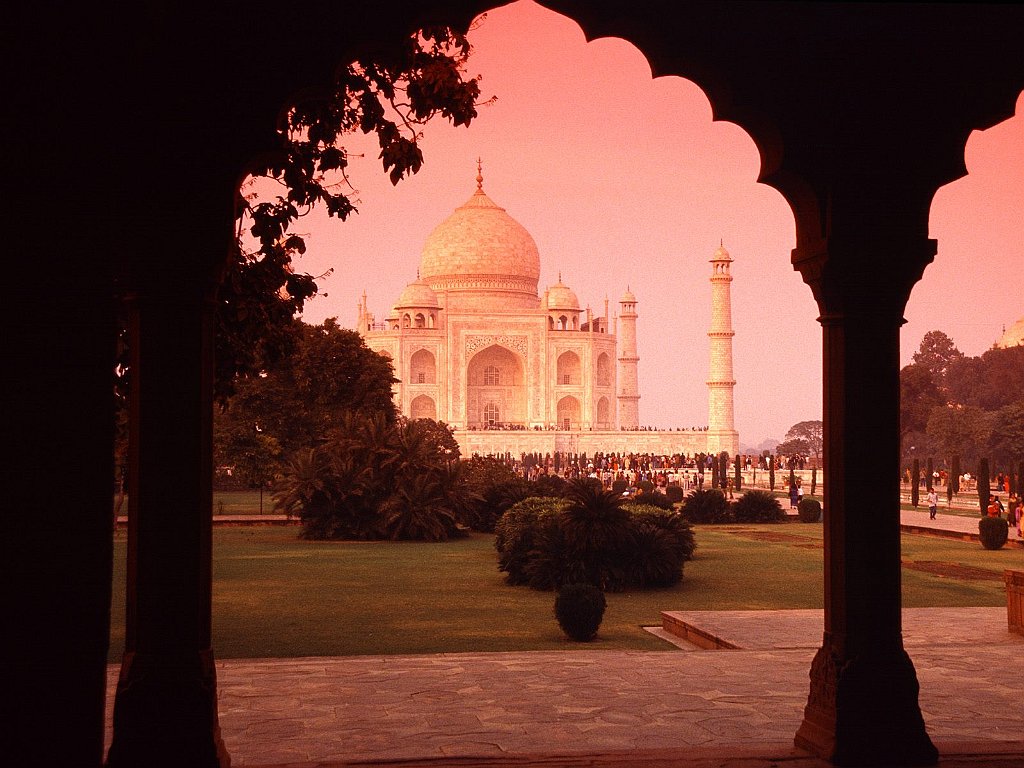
[979,516,1009,550]
[533,473,569,498]
[379,472,461,541]
[275,448,335,537]
[276,412,471,541]
[680,488,732,524]
[560,479,632,589]
[469,477,532,532]
[797,497,822,523]
[624,503,696,562]
[733,489,786,523]
[622,521,685,588]
[523,514,586,590]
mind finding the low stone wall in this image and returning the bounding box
[1006,570,1024,636]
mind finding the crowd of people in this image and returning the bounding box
[472,449,816,496]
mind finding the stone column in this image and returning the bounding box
[106,283,229,767]
[792,236,938,766]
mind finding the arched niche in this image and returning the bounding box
[410,348,436,384]
[556,350,581,386]
[410,394,436,420]
[557,395,581,430]
[596,352,612,386]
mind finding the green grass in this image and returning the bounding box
[108,522,1013,662]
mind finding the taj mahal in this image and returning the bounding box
[356,163,739,458]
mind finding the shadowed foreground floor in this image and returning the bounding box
[104,608,1022,767]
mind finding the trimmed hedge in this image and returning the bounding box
[554,583,606,641]
[979,516,1008,550]
[797,497,823,523]
[494,493,695,591]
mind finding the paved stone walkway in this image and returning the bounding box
[105,508,1021,765]
[104,608,1023,767]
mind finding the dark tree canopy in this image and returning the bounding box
[899,362,944,440]
[214,318,398,468]
[782,421,823,458]
[946,345,1024,412]
[218,25,483,402]
[901,332,1024,467]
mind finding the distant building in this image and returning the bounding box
[357,164,739,457]
[996,316,1024,348]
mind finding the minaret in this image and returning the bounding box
[617,288,640,428]
[707,242,739,455]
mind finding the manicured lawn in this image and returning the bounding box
[108,522,1013,662]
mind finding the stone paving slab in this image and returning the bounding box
[660,607,1018,651]
[103,610,1024,766]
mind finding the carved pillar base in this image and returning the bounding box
[796,640,938,766]
[107,650,229,767]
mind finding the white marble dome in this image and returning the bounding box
[997,317,1024,348]
[418,177,541,309]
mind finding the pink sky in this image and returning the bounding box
[293,1,1023,446]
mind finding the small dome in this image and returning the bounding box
[620,288,636,304]
[394,278,439,309]
[711,242,732,262]
[997,317,1024,348]
[546,278,580,311]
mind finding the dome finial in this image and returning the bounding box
[476,157,483,192]
[558,270,562,284]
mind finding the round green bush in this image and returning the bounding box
[732,490,786,523]
[665,485,684,504]
[554,583,606,641]
[680,488,732,524]
[979,516,1009,550]
[494,497,566,585]
[797,497,822,523]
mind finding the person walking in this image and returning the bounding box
[789,482,799,510]
[1007,493,1019,528]
[927,488,939,520]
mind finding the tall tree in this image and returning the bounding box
[989,401,1024,472]
[899,362,943,441]
[782,420,824,459]
[926,405,993,468]
[215,318,398,465]
[912,330,964,391]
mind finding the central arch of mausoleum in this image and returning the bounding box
[465,344,527,427]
